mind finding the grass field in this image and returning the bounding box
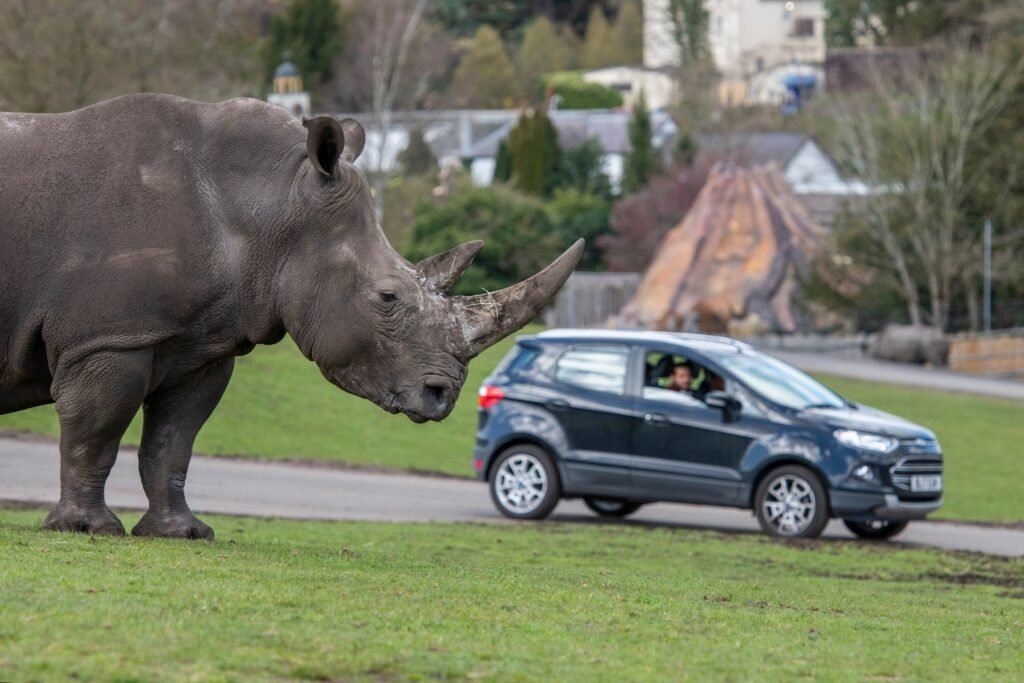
[1,507,1022,682]
[1,330,1021,523]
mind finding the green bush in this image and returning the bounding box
[546,188,611,270]
[404,186,560,295]
[542,71,623,109]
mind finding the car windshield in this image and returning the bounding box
[718,352,846,411]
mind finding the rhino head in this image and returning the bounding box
[276,116,582,423]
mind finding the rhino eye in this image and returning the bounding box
[380,291,398,303]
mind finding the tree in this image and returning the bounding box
[0,0,264,113]
[330,0,448,220]
[829,44,1024,330]
[621,91,658,194]
[517,17,571,101]
[666,0,710,64]
[612,0,644,66]
[546,189,611,270]
[450,25,518,108]
[398,128,437,176]
[553,139,612,199]
[263,0,343,89]
[404,186,560,294]
[494,139,513,183]
[507,108,561,196]
[581,7,615,69]
[599,156,716,272]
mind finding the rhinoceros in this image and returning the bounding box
[0,94,582,539]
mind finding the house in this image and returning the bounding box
[697,131,868,225]
[328,108,679,195]
[580,66,677,110]
[644,0,826,106]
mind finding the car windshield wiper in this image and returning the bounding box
[801,402,844,410]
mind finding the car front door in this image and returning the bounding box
[630,351,749,505]
[549,344,636,496]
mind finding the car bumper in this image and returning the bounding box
[831,490,942,521]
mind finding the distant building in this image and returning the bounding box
[644,0,826,106]
[697,131,868,225]
[267,56,310,117]
[580,66,677,110]
[329,109,679,195]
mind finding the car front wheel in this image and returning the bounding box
[583,498,643,518]
[843,519,908,540]
[489,445,561,520]
[754,465,829,539]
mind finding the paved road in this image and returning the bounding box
[766,350,1024,402]
[2,438,1021,557]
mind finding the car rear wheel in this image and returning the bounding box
[583,498,643,518]
[489,445,561,520]
[754,465,829,539]
[843,519,908,540]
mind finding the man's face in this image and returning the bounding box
[672,366,692,388]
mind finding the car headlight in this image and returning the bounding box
[834,429,898,454]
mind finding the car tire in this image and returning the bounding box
[489,445,561,520]
[583,498,643,518]
[754,465,830,539]
[843,519,908,540]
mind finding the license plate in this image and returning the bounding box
[911,474,942,492]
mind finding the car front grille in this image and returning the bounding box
[898,437,942,455]
[889,457,943,499]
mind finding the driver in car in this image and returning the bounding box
[667,362,695,394]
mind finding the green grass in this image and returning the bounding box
[1,508,1022,682]
[1,332,1021,523]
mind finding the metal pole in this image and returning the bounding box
[983,218,992,333]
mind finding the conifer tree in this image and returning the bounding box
[263,0,343,88]
[581,7,614,69]
[508,108,560,197]
[622,90,658,194]
[518,17,571,101]
[451,25,518,108]
[613,0,644,66]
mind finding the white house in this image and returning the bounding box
[644,0,826,106]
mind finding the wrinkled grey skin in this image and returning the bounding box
[868,324,949,366]
[0,94,581,539]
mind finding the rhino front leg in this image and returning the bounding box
[131,359,234,540]
[44,350,153,536]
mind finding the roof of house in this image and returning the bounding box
[697,132,810,168]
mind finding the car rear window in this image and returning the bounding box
[504,346,540,375]
[554,346,629,395]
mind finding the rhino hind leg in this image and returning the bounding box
[44,350,155,537]
[131,359,234,541]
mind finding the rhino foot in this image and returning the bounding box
[132,511,215,540]
[43,503,126,536]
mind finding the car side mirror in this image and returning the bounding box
[705,390,741,422]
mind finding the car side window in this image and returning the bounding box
[554,346,630,395]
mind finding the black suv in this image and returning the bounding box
[473,330,943,539]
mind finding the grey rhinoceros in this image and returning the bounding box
[0,94,582,539]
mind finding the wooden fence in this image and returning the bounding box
[543,272,642,329]
[948,330,1024,379]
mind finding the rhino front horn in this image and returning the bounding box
[455,239,584,359]
[416,240,484,292]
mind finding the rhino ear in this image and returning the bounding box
[339,118,365,163]
[302,116,344,177]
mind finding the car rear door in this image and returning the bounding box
[548,344,636,496]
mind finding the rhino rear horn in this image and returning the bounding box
[303,116,344,177]
[454,239,584,359]
[416,240,484,292]
[339,118,365,163]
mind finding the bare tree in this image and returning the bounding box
[330,0,451,220]
[0,1,264,113]
[830,43,1024,331]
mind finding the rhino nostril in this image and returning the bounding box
[424,379,447,407]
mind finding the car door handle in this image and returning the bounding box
[644,412,669,426]
[545,399,570,412]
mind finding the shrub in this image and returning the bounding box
[542,71,623,110]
